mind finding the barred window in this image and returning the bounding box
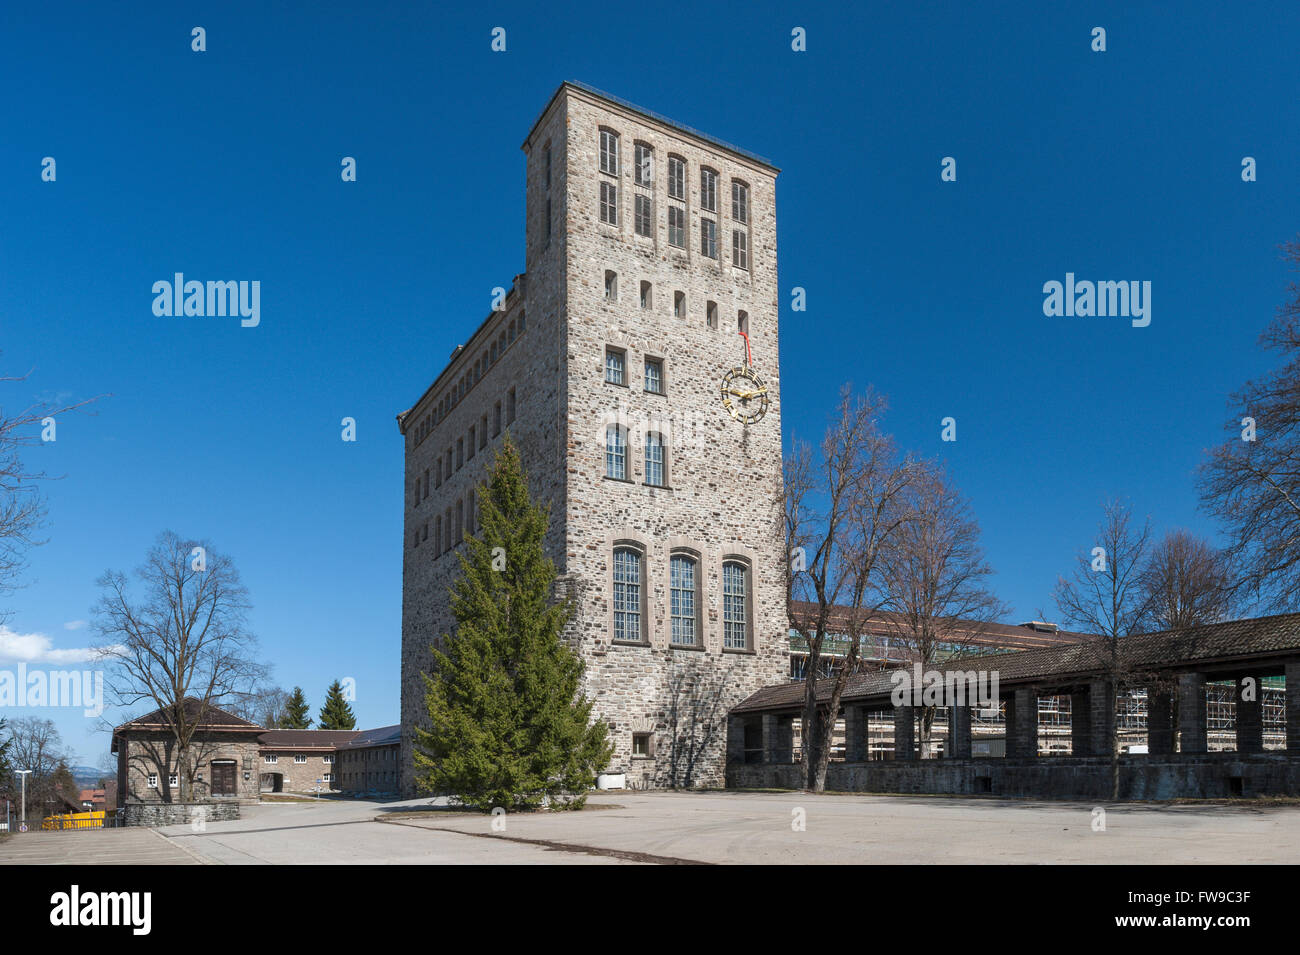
[600,181,618,224]
[700,218,717,259]
[670,554,698,645]
[668,205,685,248]
[723,560,750,650]
[700,168,717,212]
[667,155,686,200]
[635,194,652,237]
[599,128,619,175]
[605,425,627,479]
[613,546,643,642]
[731,181,749,224]
[645,431,666,487]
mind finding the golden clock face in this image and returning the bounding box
[721,366,770,424]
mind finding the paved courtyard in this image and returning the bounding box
[6,790,1298,864]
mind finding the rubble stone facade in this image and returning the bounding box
[398,82,787,793]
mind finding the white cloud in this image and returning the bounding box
[0,626,104,664]
[63,620,87,631]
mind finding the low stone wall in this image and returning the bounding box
[119,802,241,827]
[727,753,1300,800]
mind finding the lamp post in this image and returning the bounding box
[15,770,32,832]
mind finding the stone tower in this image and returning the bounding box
[397,81,786,793]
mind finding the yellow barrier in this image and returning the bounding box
[40,810,106,831]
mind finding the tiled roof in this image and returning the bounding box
[735,612,1300,714]
[113,697,263,732]
[258,729,363,750]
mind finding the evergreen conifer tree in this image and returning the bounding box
[282,687,312,729]
[318,680,356,730]
[414,437,611,811]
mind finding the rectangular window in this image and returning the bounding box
[600,181,618,225]
[634,194,652,237]
[480,416,488,449]
[700,218,717,259]
[506,388,516,425]
[668,206,685,248]
[467,426,476,459]
[645,432,665,487]
[667,156,685,200]
[168,774,179,787]
[632,732,652,757]
[733,229,749,270]
[723,562,749,650]
[147,774,158,789]
[457,439,464,469]
[700,168,717,212]
[670,555,697,645]
[599,129,619,175]
[323,754,333,764]
[613,548,642,641]
[644,358,663,394]
[605,349,626,385]
[674,291,685,319]
[494,402,502,436]
[264,755,278,764]
[639,281,652,310]
[606,426,626,480]
[294,754,307,764]
[732,181,749,224]
[634,142,653,186]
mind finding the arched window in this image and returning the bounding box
[722,559,751,650]
[613,545,643,643]
[605,424,627,479]
[670,553,699,646]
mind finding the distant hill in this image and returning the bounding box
[70,766,111,787]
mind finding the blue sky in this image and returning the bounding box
[3,1,1298,764]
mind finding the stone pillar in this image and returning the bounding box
[894,705,915,760]
[761,713,782,763]
[1006,688,1036,758]
[1090,679,1116,758]
[1070,688,1092,756]
[1148,684,1174,756]
[1237,675,1264,754]
[1288,661,1300,755]
[1178,672,1208,754]
[844,705,867,762]
[948,705,972,758]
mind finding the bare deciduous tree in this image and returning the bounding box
[93,531,266,801]
[880,466,1008,758]
[226,684,291,728]
[1200,237,1300,612]
[0,372,98,622]
[5,716,77,814]
[785,387,918,791]
[1137,529,1234,631]
[1053,499,1153,799]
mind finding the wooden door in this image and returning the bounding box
[211,761,236,796]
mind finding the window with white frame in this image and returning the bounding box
[600,180,618,225]
[613,546,643,642]
[295,754,307,764]
[723,560,750,650]
[670,553,699,646]
[667,155,686,200]
[733,228,749,269]
[599,128,619,175]
[147,773,158,789]
[667,205,685,248]
[168,773,179,788]
[644,431,666,487]
[605,348,626,385]
[634,194,652,237]
[323,754,334,765]
[732,180,749,225]
[700,217,717,259]
[264,755,278,764]
[605,425,627,479]
[700,168,717,212]
[634,142,653,186]
[644,357,663,395]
